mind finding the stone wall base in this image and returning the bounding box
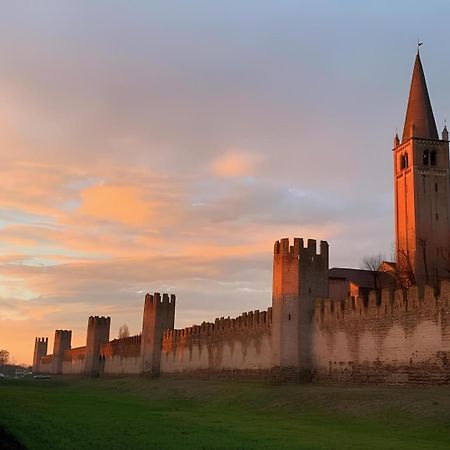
[313,356,450,384]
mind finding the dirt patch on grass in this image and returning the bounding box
[0,425,26,449]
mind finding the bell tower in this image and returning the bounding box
[393,50,450,286]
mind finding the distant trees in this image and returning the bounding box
[0,349,9,365]
[118,324,130,339]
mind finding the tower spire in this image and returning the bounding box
[402,51,438,142]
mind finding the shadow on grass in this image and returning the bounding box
[0,425,26,450]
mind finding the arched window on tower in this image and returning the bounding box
[430,150,437,166]
[423,150,429,166]
[404,153,409,168]
[400,154,405,170]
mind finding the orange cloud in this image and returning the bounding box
[78,184,156,226]
[211,151,260,178]
[0,155,349,366]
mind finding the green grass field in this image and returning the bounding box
[1,377,450,449]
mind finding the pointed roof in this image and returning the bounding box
[402,52,438,142]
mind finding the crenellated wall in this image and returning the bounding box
[160,309,272,374]
[62,346,86,375]
[32,236,450,383]
[101,335,142,375]
[313,281,450,383]
[39,355,53,373]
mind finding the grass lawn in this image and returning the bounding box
[1,377,450,449]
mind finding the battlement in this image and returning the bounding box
[274,238,328,259]
[315,280,450,325]
[101,335,142,358]
[144,292,176,308]
[35,337,48,343]
[63,346,86,362]
[55,329,71,334]
[88,316,111,326]
[163,308,272,342]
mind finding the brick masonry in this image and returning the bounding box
[313,282,450,383]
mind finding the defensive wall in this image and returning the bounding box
[33,316,112,376]
[27,52,450,384]
[313,281,450,383]
[160,309,272,374]
[38,354,53,373]
[62,346,86,375]
[32,237,450,383]
[101,335,142,375]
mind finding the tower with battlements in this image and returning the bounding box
[52,330,71,374]
[141,293,176,375]
[271,238,328,372]
[84,316,111,376]
[32,337,48,374]
[393,50,450,287]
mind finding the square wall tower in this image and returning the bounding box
[52,330,72,374]
[32,337,48,374]
[141,293,176,375]
[271,238,329,371]
[84,316,111,376]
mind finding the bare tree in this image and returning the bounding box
[118,324,130,339]
[361,254,385,290]
[0,349,9,365]
[361,254,384,272]
[395,249,416,288]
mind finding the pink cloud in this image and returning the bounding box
[79,184,156,226]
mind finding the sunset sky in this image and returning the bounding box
[2,1,450,364]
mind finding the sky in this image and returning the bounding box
[1,1,450,364]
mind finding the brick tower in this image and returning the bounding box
[52,330,72,374]
[84,316,110,376]
[271,238,328,371]
[141,293,176,375]
[393,50,450,287]
[32,337,48,373]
